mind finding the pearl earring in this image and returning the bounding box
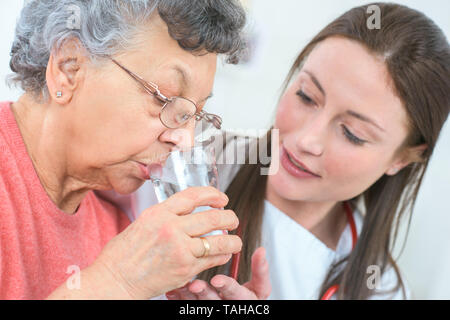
[56,91,62,98]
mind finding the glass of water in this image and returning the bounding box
[149,145,226,237]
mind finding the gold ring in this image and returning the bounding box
[200,237,210,258]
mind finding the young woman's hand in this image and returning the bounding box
[166,247,271,300]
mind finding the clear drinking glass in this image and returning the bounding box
[149,145,226,237]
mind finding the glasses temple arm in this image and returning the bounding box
[196,111,223,129]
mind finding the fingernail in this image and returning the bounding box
[194,288,204,294]
[213,281,224,288]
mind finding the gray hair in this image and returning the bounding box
[8,0,247,98]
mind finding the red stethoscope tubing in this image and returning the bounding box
[229,201,358,300]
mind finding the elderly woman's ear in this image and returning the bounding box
[46,37,88,104]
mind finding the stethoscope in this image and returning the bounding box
[228,201,358,300]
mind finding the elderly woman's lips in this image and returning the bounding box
[147,163,163,180]
[136,162,150,180]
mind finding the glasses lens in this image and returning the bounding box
[161,97,196,128]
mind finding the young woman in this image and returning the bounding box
[166,3,450,300]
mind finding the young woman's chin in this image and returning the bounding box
[267,165,320,202]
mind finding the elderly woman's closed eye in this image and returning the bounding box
[0,0,246,300]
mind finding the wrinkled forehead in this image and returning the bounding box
[126,15,217,101]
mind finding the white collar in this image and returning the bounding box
[261,200,363,299]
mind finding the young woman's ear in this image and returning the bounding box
[405,143,428,164]
[45,37,88,104]
[386,143,428,175]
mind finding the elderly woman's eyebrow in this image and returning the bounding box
[199,93,213,104]
[172,65,189,87]
[171,65,212,103]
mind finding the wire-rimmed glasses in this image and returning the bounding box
[111,58,222,130]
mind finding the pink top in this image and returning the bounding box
[0,101,130,299]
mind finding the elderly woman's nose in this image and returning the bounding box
[159,126,195,149]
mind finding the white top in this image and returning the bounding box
[262,199,410,299]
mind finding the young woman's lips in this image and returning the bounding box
[280,147,321,179]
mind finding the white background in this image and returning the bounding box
[1,0,449,299]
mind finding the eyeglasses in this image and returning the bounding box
[111,59,222,130]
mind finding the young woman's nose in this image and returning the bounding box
[293,113,326,156]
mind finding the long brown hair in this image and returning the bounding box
[199,3,450,299]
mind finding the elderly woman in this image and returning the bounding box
[0,0,246,299]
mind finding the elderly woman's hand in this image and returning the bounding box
[165,247,271,300]
[76,186,241,299]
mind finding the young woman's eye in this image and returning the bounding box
[296,89,315,106]
[341,125,366,146]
